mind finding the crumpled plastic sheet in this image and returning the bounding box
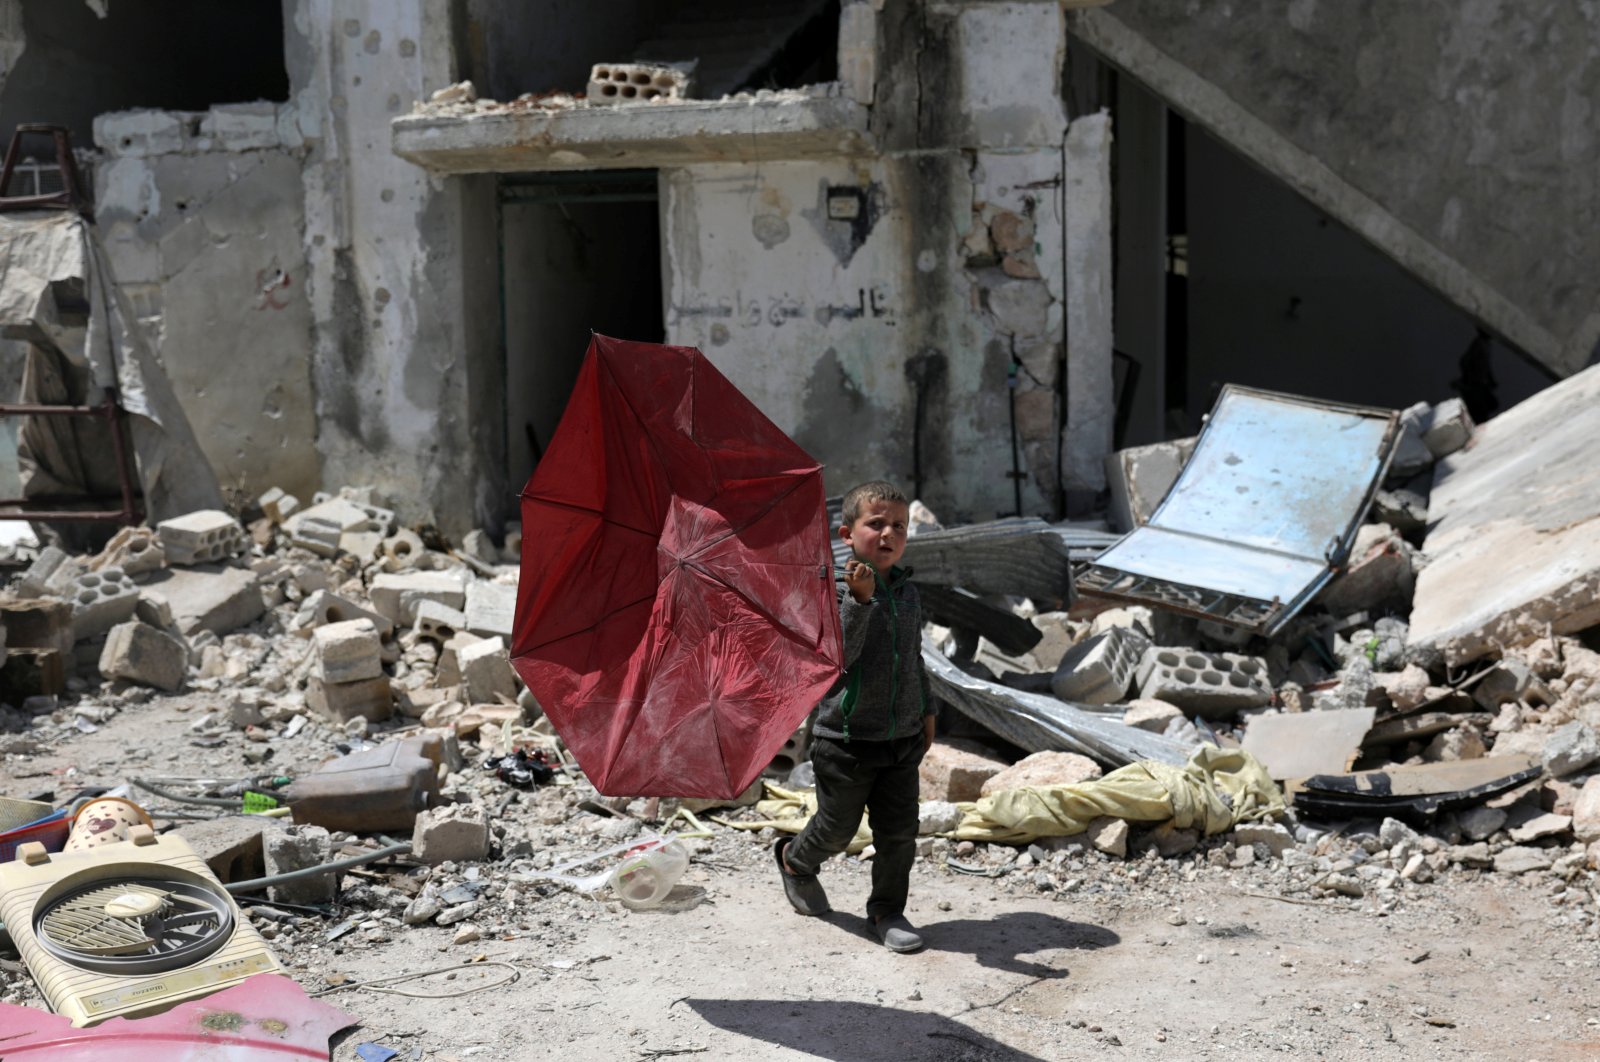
[724,745,1284,849]
[1,212,223,524]
[921,636,1194,768]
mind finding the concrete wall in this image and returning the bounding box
[93,105,319,505]
[659,0,1095,522]
[288,0,501,537]
[1069,2,1600,377]
[660,117,1071,522]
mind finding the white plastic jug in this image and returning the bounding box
[608,839,689,909]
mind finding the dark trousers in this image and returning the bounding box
[786,734,923,920]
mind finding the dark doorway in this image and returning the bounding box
[499,170,664,486]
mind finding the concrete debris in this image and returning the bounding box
[919,740,1007,802]
[313,619,384,684]
[411,803,491,864]
[98,620,187,691]
[1240,708,1375,781]
[1103,436,1195,533]
[66,565,139,641]
[264,824,336,904]
[979,750,1102,795]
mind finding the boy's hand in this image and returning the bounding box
[843,559,876,603]
[922,714,936,753]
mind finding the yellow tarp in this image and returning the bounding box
[722,746,1284,849]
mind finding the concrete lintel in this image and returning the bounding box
[392,96,874,175]
[1068,9,1592,379]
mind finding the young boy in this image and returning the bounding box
[775,480,935,953]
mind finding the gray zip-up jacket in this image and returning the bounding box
[812,565,934,744]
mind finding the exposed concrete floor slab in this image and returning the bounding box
[1409,364,1600,664]
[393,96,871,174]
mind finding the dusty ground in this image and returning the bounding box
[2,689,1598,1062]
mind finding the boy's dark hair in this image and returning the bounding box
[841,480,909,525]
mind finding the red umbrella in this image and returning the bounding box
[511,335,845,798]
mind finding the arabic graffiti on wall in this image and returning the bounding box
[670,286,896,344]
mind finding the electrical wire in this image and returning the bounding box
[131,779,244,808]
[309,960,520,1000]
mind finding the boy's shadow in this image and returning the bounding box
[823,909,1119,977]
[684,998,1052,1061]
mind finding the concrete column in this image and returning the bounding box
[1062,110,1114,509]
[291,0,499,538]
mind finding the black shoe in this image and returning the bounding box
[774,837,830,916]
[871,913,924,953]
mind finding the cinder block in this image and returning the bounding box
[17,545,71,597]
[370,571,467,625]
[414,600,467,641]
[438,632,484,687]
[587,61,694,103]
[1,598,75,656]
[1051,626,1150,704]
[313,619,383,684]
[288,516,343,557]
[202,101,280,151]
[258,486,301,524]
[91,526,165,575]
[67,565,139,640]
[1104,437,1196,533]
[99,620,188,691]
[411,803,490,864]
[459,636,517,704]
[764,719,812,777]
[307,673,393,724]
[1136,647,1272,718]
[263,824,335,904]
[157,509,247,566]
[298,590,394,638]
[381,528,426,570]
[93,108,186,155]
[464,581,515,639]
[1422,398,1474,458]
[339,528,385,562]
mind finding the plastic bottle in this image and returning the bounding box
[608,839,689,909]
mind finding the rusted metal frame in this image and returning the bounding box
[0,124,94,219]
[1076,563,1283,631]
[0,390,143,524]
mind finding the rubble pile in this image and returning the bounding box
[2,374,1599,1021]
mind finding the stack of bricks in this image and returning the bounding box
[307,619,392,723]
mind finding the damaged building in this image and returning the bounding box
[1,0,1596,531]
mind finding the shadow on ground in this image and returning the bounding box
[819,909,1120,977]
[683,999,1050,1061]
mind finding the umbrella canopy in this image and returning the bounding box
[512,335,844,798]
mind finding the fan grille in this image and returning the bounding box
[35,875,235,976]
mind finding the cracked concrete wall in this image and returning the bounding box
[93,106,318,505]
[287,0,501,537]
[1069,2,1600,377]
[661,0,1095,521]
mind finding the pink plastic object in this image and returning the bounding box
[0,973,354,1059]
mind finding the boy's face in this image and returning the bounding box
[842,498,910,571]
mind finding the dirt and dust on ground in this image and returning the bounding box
[3,378,1600,1062]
